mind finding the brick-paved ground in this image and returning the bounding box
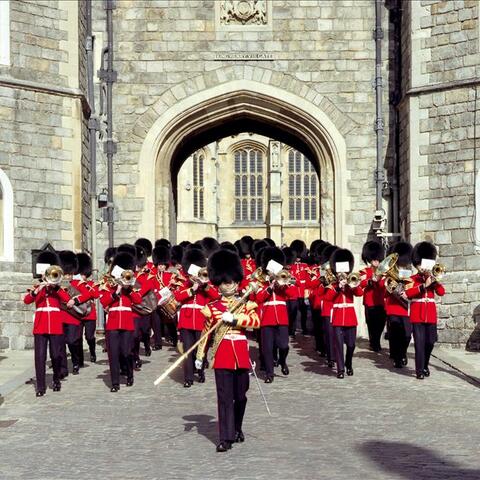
[1,335,479,480]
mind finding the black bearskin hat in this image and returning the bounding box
[112,252,135,271]
[104,247,117,266]
[155,238,171,249]
[282,247,296,266]
[361,241,385,264]
[179,240,191,248]
[37,250,60,267]
[152,246,170,266]
[135,238,153,257]
[330,248,354,274]
[260,247,286,271]
[117,243,137,258]
[310,239,325,256]
[200,237,220,258]
[312,241,328,263]
[290,239,307,259]
[182,248,207,272]
[388,241,413,267]
[220,241,238,253]
[237,237,253,258]
[252,239,268,267]
[76,252,93,277]
[263,237,276,247]
[170,245,184,265]
[135,245,147,268]
[319,244,337,266]
[58,250,78,275]
[207,250,244,286]
[412,241,437,267]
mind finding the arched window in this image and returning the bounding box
[288,150,318,221]
[192,152,204,219]
[234,148,264,222]
[0,169,14,261]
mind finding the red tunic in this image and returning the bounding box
[323,283,363,327]
[405,274,445,324]
[380,278,410,317]
[100,286,142,331]
[24,286,71,335]
[151,270,174,299]
[360,267,385,307]
[254,284,296,327]
[290,262,309,298]
[62,280,82,326]
[70,279,98,321]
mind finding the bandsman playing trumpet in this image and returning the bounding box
[405,242,446,379]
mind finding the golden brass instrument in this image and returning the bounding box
[321,262,336,285]
[118,269,136,287]
[272,269,296,286]
[431,263,446,281]
[376,253,401,293]
[191,267,209,285]
[347,272,361,288]
[44,265,64,285]
[250,267,269,284]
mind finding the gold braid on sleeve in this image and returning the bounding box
[196,306,213,362]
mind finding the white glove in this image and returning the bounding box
[222,312,235,324]
[195,359,203,370]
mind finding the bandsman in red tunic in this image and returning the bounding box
[100,252,142,392]
[24,251,74,396]
[324,249,363,379]
[360,241,386,352]
[289,239,310,336]
[405,242,446,379]
[195,249,260,452]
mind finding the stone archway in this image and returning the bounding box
[134,67,355,246]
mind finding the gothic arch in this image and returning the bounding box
[135,67,353,245]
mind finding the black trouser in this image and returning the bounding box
[63,323,82,370]
[106,329,134,386]
[214,368,250,443]
[34,334,63,392]
[287,299,298,335]
[333,326,356,373]
[312,308,325,353]
[261,325,289,377]
[133,314,152,360]
[321,316,335,362]
[161,316,178,346]
[151,309,163,348]
[364,306,387,351]
[388,315,412,364]
[78,320,96,366]
[180,328,203,382]
[412,323,437,375]
[298,298,309,333]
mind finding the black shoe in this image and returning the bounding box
[423,368,430,377]
[281,365,289,376]
[337,372,345,379]
[346,368,354,376]
[72,365,80,375]
[52,382,61,392]
[134,360,142,370]
[145,347,152,357]
[126,377,134,387]
[90,353,97,363]
[110,385,119,392]
[416,373,425,380]
[216,441,232,452]
[401,357,408,366]
[36,391,45,397]
[319,351,326,358]
[152,345,162,351]
[197,371,205,383]
[394,361,403,369]
[183,380,193,388]
[327,361,334,368]
[235,431,245,443]
[264,376,273,384]
[273,360,278,368]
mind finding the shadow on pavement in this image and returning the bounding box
[358,440,480,480]
[183,414,217,445]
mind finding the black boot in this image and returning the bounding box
[52,382,61,392]
[337,371,345,379]
[110,385,120,392]
[197,370,205,383]
[72,365,80,375]
[235,431,245,443]
[216,441,232,452]
[90,353,97,363]
[126,377,134,387]
[281,364,289,376]
[36,391,45,397]
[423,367,430,377]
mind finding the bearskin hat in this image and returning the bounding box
[135,238,152,257]
[207,249,244,286]
[220,241,238,253]
[117,243,137,258]
[252,239,268,267]
[104,247,117,266]
[282,247,296,266]
[260,247,286,271]
[135,245,147,268]
[152,246,170,266]
[263,237,276,247]
[412,241,437,267]
[319,244,337,266]
[312,241,328,263]
[36,250,60,267]
[361,241,385,264]
[112,252,135,271]
[155,238,171,249]
[170,245,184,265]
[237,237,253,258]
[182,248,207,272]
[290,239,307,259]
[76,252,93,277]
[310,239,325,256]
[178,240,191,248]
[200,237,220,258]
[330,248,354,274]
[58,250,79,275]
[387,241,413,267]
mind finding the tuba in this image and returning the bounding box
[376,253,401,293]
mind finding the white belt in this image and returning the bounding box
[37,307,60,312]
[180,304,203,310]
[411,298,436,304]
[332,303,354,309]
[223,333,247,341]
[263,301,286,307]
[110,306,132,312]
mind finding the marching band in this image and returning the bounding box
[24,234,447,451]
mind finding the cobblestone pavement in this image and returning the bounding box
[1,335,480,480]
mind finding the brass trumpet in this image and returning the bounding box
[431,263,446,281]
[44,265,64,285]
[191,267,209,285]
[272,269,296,286]
[337,271,361,289]
[118,269,136,287]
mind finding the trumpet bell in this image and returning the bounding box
[45,265,64,285]
[432,263,446,281]
[376,253,398,276]
[120,269,136,287]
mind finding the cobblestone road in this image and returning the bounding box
[1,335,480,480]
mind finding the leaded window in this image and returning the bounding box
[193,153,204,219]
